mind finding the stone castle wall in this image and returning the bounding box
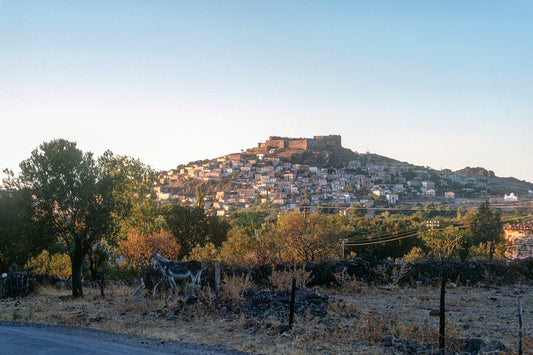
[260,135,341,151]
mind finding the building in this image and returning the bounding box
[386,194,398,204]
[372,189,385,197]
[504,193,518,202]
[422,181,435,191]
[504,221,533,259]
[444,191,455,199]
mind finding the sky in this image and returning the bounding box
[1,1,532,184]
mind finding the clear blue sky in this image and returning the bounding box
[1,1,532,184]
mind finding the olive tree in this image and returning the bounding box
[14,139,114,297]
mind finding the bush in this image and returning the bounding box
[403,246,426,262]
[26,251,71,278]
[469,242,506,260]
[268,265,311,290]
[119,229,181,269]
[104,262,139,280]
[187,242,220,264]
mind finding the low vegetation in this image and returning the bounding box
[1,272,531,354]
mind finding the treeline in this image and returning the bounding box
[1,139,527,297]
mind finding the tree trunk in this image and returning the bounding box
[88,244,100,281]
[489,241,495,261]
[71,246,85,298]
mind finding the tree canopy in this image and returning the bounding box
[11,139,115,297]
[466,201,504,259]
[0,188,42,271]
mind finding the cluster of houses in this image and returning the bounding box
[153,151,533,257]
[152,149,516,217]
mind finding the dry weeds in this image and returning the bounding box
[1,282,532,354]
[268,266,311,291]
[221,272,253,301]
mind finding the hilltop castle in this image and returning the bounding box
[255,135,342,152]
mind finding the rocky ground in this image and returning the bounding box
[3,259,533,353]
[1,278,532,354]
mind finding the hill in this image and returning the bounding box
[156,135,533,208]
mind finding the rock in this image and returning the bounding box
[429,309,440,317]
[482,340,506,352]
[382,334,393,347]
[186,294,199,304]
[278,323,290,333]
[461,338,484,353]
[55,281,66,288]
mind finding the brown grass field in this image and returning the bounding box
[1,280,532,354]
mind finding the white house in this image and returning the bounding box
[386,194,398,204]
[504,193,518,202]
[444,191,455,199]
[422,181,435,190]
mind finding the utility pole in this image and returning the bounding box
[426,220,440,231]
[427,219,445,354]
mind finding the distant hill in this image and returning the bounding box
[164,135,533,199]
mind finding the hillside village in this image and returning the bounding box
[154,135,533,216]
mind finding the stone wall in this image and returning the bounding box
[288,139,308,150]
[260,135,342,151]
[307,135,342,150]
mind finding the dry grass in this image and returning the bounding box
[1,282,532,354]
[268,266,311,291]
[373,262,411,289]
[333,267,365,294]
[221,272,253,301]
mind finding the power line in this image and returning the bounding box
[343,214,533,247]
[345,229,420,243]
[345,231,422,246]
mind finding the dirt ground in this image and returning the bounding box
[0,283,532,354]
[344,283,533,352]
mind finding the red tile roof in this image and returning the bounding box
[504,221,533,231]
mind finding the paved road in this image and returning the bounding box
[0,321,250,355]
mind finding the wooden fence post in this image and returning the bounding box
[100,268,106,297]
[289,277,296,329]
[439,266,446,354]
[215,262,220,301]
[518,297,523,355]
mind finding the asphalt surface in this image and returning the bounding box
[0,321,251,355]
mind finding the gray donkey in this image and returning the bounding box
[151,252,203,296]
